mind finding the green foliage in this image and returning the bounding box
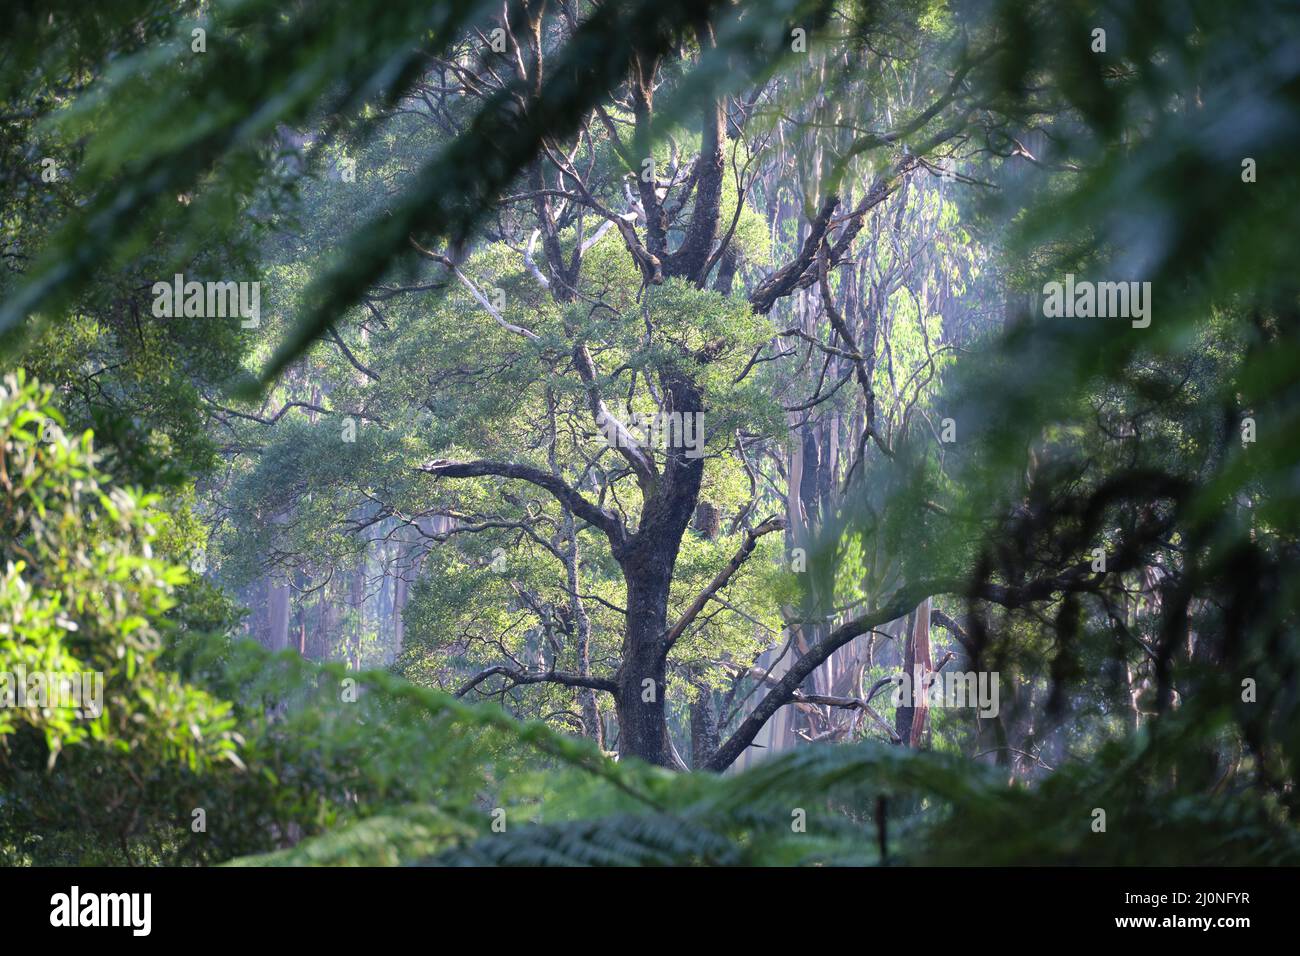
[240,733,1300,866]
[3,0,1300,868]
[0,371,238,762]
[0,371,245,862]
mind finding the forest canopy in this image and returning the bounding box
[2,0,1299,867]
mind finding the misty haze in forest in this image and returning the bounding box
[2,0,1299,871]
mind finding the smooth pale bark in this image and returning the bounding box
[392,566,410,655]
[349,562,366,670]
[897,597,933,747]
[562,510,604,749]
[268,580,291,653]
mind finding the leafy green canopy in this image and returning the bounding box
[0,0,831,392]
[0,371,236,767]
[3,0,1300,864]
[0,371,619,863]
[796,0,1300,814]
[9,368,1292,868]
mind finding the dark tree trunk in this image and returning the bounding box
[612,375,704,766]
[615,570,673,766]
